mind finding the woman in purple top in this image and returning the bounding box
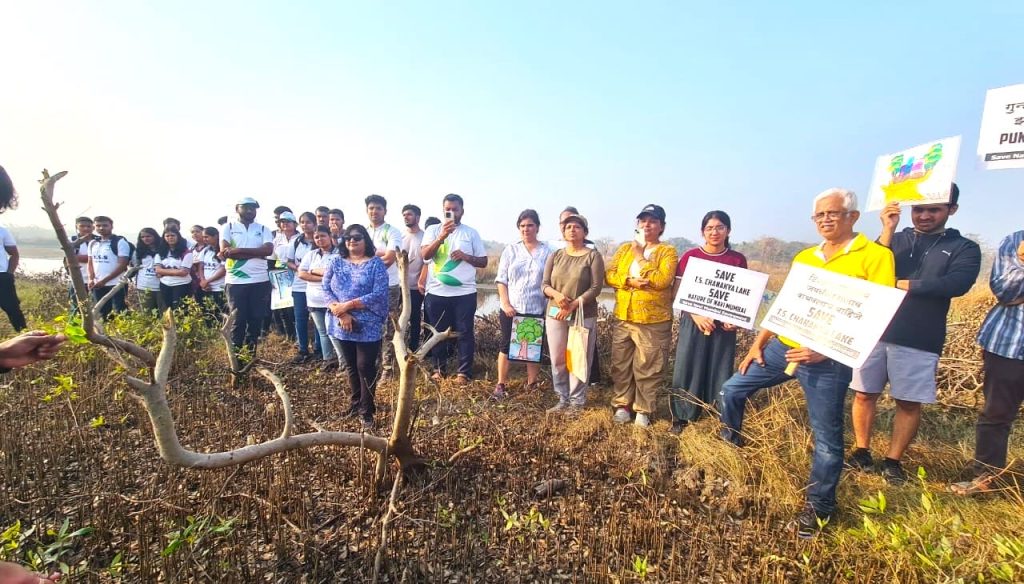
[323,224,389,430]
[668,210,748,434]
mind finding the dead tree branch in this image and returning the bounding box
[38,169,156,372]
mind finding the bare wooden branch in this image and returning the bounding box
[38,169,156,370]
[219,309,256,375]
[257,366,294,439]
[91,265,141,320]
[372,474,403,584]
[447,442,480,465]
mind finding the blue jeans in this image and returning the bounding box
[292,291,310,355]
[309,307,344,364]
[425,292,477,378]
[719,337,851,515]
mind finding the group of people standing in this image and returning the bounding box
[1,161,1022,541]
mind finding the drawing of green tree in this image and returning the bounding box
[514,317,544,360]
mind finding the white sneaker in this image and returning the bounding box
[613,408,632,424]
[547,402,568,414]
[634,413,651,427]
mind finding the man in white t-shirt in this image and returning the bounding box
[420,194,487,382]
[87,216,132,319]
[401,204,426,350]
[220,197,274,355]
[0,224,27,331]
[366,194,404,376]
[66,216,97,315]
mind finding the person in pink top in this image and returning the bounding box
[668,210,748,434]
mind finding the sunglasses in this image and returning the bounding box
[343,234,365,242]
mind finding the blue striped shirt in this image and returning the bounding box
[977,231,1024,360]
[495,241,552,315]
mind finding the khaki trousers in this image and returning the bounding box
[610,319,672,415]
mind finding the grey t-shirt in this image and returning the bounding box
[542,248,605,318]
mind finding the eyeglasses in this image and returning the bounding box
[703,225,728,233]
[343,234,365,242]
[811,211,850,222]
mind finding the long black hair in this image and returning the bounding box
[203,226,221,254]
[136,228,161,259]
[0,166,15,213]
[160,227,188,259]
[338,224,377,259]
[701,210,732,248]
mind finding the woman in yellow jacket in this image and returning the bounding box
[605,204,679,427]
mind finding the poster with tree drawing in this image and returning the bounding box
[508,314,545,363]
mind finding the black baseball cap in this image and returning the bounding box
[636,204,666,222]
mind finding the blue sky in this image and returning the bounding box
[1,1,1021,248]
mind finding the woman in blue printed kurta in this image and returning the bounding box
[323,224,389,430]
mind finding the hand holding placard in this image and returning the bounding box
[760,264,905,369]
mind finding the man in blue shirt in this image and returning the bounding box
[951,230,1024,495]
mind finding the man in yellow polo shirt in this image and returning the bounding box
[719,188,894,538]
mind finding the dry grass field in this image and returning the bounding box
[0,272,1022,582]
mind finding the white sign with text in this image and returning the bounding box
[673,257,770,330]
[977,83,1024,170]
[760,263,905,369]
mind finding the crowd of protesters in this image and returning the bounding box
[1,163,1023,540]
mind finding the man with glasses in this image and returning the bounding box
[719,188,894,538]
[848,183,980,484]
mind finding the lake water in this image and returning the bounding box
[16,257,66,276]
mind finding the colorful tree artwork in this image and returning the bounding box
[508,315,544,363]
[867,136,961,211]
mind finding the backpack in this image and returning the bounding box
[108,234,137,263]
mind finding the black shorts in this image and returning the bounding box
[498,311,513,355]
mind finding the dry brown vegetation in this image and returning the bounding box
[1,273,1023,582]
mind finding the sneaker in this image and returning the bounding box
[361,417,375,432]
[881,460,908,485]
[845,448,875,472]
[320,360,339,372]
[491,384,508,400]
[290,353,311,364]
[795,505,833,539]
[547,402,568,414]
[612,407,632,424]
[634,413,651,427]
[455,374,471,386]
[668,421,686,435]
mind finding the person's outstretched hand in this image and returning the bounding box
[0,561,61,583]
[0,331,68,370]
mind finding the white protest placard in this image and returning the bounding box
[977,83,1024,170]
[760,263,906,369]
[269,269,294,310]
[866,136,961,211]
[673,257,770,330]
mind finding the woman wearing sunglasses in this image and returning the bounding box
[323,224,389,430]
